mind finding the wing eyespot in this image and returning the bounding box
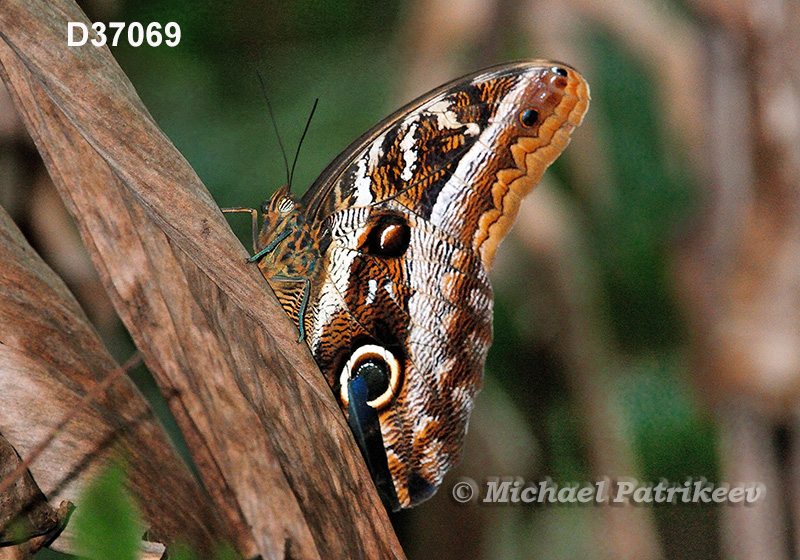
[519,108,540,128]
[339,344,402,410]
[364,214,411,258]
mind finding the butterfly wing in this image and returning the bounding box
[284,61,589,508]
[304,60,589,268]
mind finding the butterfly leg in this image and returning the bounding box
[270,274,310,343]
[249,229,291,263]
[223,208,309,341]
[221,207,260,254]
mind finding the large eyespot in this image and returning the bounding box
[364,214,411,258]
[519,108,539,128]
[552,66,568,77]
[339,344,402,410]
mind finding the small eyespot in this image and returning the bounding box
[519,108,539,128]
[553,66,568,77]
[365,214,411,258]
[339,344,401,410]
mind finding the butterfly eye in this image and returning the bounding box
[365,215,411,258]
[552,66,568,77]
[339,344,401,410]
[519,108,539,128]
[277,197,296,214]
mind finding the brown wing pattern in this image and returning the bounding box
[255,61,589,508]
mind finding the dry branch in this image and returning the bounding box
[0,200,227,556]
[0,0,403,558]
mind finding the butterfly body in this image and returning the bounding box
[253,61,589,508]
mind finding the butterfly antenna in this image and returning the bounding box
[288,98,319,189]
[256,70,291,188]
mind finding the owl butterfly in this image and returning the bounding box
[245,61,589,510]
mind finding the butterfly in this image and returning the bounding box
[233,60,589,510]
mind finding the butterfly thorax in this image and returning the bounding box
[256,185,321,329]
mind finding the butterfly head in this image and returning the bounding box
[261,184,299,218]
[256,185,307,262]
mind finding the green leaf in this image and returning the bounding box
[71,462,143,560]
